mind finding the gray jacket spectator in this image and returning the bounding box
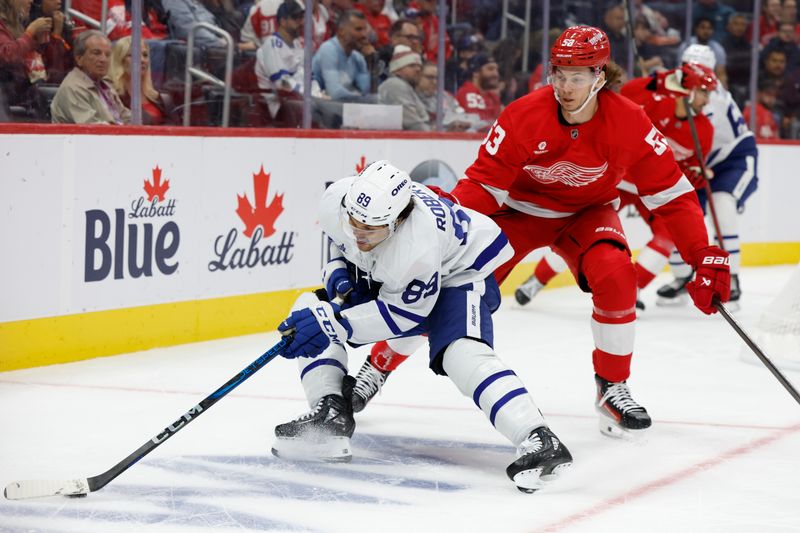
[51,30,131,124]
[378,44,429,131]
[161,0,226,48]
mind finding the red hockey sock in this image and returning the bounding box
[370,341,410,372]
[534,257,559,284]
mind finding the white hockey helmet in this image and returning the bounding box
[681,44,716,69]
[343,160,412,229]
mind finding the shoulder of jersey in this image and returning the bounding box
[505,86,555,118]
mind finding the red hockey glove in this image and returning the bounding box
[686,246,730,314]
[681,164,714,189]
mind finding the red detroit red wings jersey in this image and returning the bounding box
[621,76,713,170]
[463,86,686,215]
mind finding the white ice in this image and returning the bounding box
[2,265,799,533]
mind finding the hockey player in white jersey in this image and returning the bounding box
[272,160,573,492]
[656,44,758,309]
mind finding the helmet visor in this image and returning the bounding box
[341,213,391,249]
[550,68,598,90]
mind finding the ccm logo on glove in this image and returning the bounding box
[314,305,342,343]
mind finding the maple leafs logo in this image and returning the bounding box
[144,165,170,202]
[236,166,284,238]
[355,155,367,174]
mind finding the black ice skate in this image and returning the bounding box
[271,394,355,462]
[514,275,544,306]
[595,374,651,438]
[506,426,573,493]
[349,358,391,413]
[655,274,693,306]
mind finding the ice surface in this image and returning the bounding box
[2,266,799,533]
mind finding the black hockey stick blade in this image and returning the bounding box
[4,335,292,500]
[714,298,800,406]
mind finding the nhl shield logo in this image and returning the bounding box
[570,129,579,139]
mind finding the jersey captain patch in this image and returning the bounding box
[522,161,609,187]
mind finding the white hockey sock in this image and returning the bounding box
[637,244,670,279]
[442,338,545,446]
[669,249,693,279]
[298,343,348,407]
[711,191,741,274]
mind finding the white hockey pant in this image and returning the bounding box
[442,338,546,446]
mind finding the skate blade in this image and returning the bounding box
[598,417,647,440]
[271,436,352,463]
[655,294,689,307]
[513,461,572,493]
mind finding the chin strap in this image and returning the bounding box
[550,70,607,117]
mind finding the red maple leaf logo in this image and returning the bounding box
[144,165,170,202]
[236,166,284,238]
[355,156,367,174]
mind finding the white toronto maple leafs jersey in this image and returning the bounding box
[703,86,757,168]
[319,177,513,345]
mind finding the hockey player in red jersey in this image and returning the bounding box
[515,62,719,311]
[443,26,730,438]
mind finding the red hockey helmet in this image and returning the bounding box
[550,26,611,69]
[680,62,718,92]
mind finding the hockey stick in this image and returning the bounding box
[682,96,726,252]
[714,298,800,406]
[4,335,292,500]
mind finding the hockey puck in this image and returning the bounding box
[66,493,88,498]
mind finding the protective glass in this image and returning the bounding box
[550,70,598,90]
[341,213,391,248]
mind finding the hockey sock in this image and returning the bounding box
[582,243,636,383]
[711,191,741,274]
[635,243,671,289]
[298,343,348,407]
[370,336,425,371]
[534,250,568,284]
[668,249,693,279]
[443,338,545,446]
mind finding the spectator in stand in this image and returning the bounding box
[355,0,390,47]
[404,0,451,63]
[784,0,800,39]
[748,0,782,46]
[492,37,524,105]
[199,0,244,43]
[109,36,167,124]
[678,17,727,87]
[240,0,281,50]
[162,0,228,49]
[0,0,52,119]
[311,0,332,51]
[634,0,681,66]
[373,18,422,84]
[600,3,628,69]
[762,21,800,69]
[29,0,73,84]
[782,62,800,137]
[255,0,321,122]
[70,0,168,41]
[720,12,751,107]
[455,53,500,130]
[760,47,788,87]
[415,60,474,131]
[51,30,131,124]
[444,32,483,94]
[744,79,781,139]
[632,16,664,76]
[312,9,375,102]
[377,44,429,130]
[693,0,734,37]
